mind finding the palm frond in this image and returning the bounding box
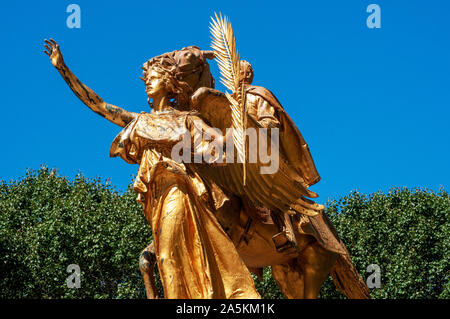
[210,12,247,184]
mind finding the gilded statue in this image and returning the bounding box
[43,13,370,299]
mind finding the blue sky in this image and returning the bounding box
[1,1,448,203]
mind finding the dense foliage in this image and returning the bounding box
[320,187,449,299]
[0,167,448,298]
[0,167,150,298]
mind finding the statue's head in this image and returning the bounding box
[239,60,254,85]
[142,46,214,110]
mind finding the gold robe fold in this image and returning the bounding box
[110,111,260,299]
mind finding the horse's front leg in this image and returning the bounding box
[139,242,159,299]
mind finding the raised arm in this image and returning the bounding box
[43,39,137,127]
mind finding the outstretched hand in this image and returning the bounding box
[43,39,64,68]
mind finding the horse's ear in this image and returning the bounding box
[202,50,216,60]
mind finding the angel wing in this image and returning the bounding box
[190,87,323,217]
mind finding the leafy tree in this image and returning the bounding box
[0,167,448,298]
[319,188,449,299]
[0,166,150,298]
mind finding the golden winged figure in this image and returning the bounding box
[44,12,369,299]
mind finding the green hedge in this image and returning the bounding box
[0,167,150,298]
[0,167,448,298]
[320,187,449,299]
